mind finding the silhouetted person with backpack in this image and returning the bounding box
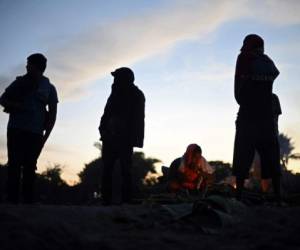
[0,53,58,204]
[232,34,281,203]
[99,67,145,205]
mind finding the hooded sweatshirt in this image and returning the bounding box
[234,51,279,120]
[0,74,58,135]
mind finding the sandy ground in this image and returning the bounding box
[0,202,300,250]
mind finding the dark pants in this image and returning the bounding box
[232,118,281,200]
[7,128,43,203]
[232,119,281,179]
[101,141,133,203]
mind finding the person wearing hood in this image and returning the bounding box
[168,144,214,193]
[99,67,145,205]
[0,53,58,204]
[232,34,281,202]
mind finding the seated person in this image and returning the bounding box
[167,144,214,193]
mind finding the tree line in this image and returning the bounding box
[0,133,299,204]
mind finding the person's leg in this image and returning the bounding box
[6,129,23,204]
[257,123,281,202]
[101,142,116,204]
[232,120,255,200]
[119,146,133,203]
[22,165,36,204]
[168,180,182,193]
[22,132,43,204]
[235,178,245,200]
[261,179,271,193]
[272,137,282,203]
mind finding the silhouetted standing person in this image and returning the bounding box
[99,67,145,205]
[232,34,281,202]
[0,53,58,204]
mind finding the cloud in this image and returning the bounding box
[43,143,77,155]
[46,0,241,99]
[0,75,11,91]
[1,0,300,99]
[244,0,300,26]
[0,64,27,92]
[163,62,234,84]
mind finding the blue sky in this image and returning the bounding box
[0,0,300,182]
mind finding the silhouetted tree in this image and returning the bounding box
[209,161,232,183]
[41,164,67,186]
[277,133,300,193]
[77,151,160,202]
[278,133,300,169]
[93,142,102,152]
[77,158,102,202]
[35,164,70,204]
[132,152,159,187]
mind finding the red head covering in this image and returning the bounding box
[183,144,202,168]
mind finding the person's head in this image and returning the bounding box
[111,67,135,86]
[26,53,47,77]
[241,34,264,54]
[183,144,202,169]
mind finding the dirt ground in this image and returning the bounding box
[0,202,300,250]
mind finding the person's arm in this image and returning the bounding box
[43,102,57,144]
[234,56,243,104]
[201,157,215,174]
[272,94,282,116]
[131,90,145,147]
[43,85,58,144]
[234,54,250,105]
[99,95,112,141]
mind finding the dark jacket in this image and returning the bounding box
[0,74,38,113]
[0,74,58,135]
[99,82,145,148]
[234,52,279,120]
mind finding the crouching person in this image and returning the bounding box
[167,144,214,194]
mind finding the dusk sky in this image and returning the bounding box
[0,0,299,183]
